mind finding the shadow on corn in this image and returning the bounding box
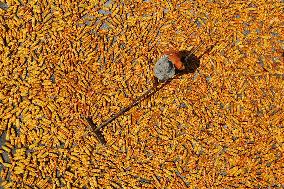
[178,51,200,74]
[175,43,216,77]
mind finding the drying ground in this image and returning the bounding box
[0,0,283,188]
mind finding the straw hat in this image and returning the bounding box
[154,55,175,81]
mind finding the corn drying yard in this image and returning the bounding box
[0,0,284,188]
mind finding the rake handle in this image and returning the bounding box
[94,85,156,132]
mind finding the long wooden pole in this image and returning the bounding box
[95,86,156,132]
[86,82,163,144]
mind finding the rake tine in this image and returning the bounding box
[86,117,107,144]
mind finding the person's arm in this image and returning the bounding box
[164,50,185,70]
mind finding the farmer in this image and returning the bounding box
[154,49,185,81]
